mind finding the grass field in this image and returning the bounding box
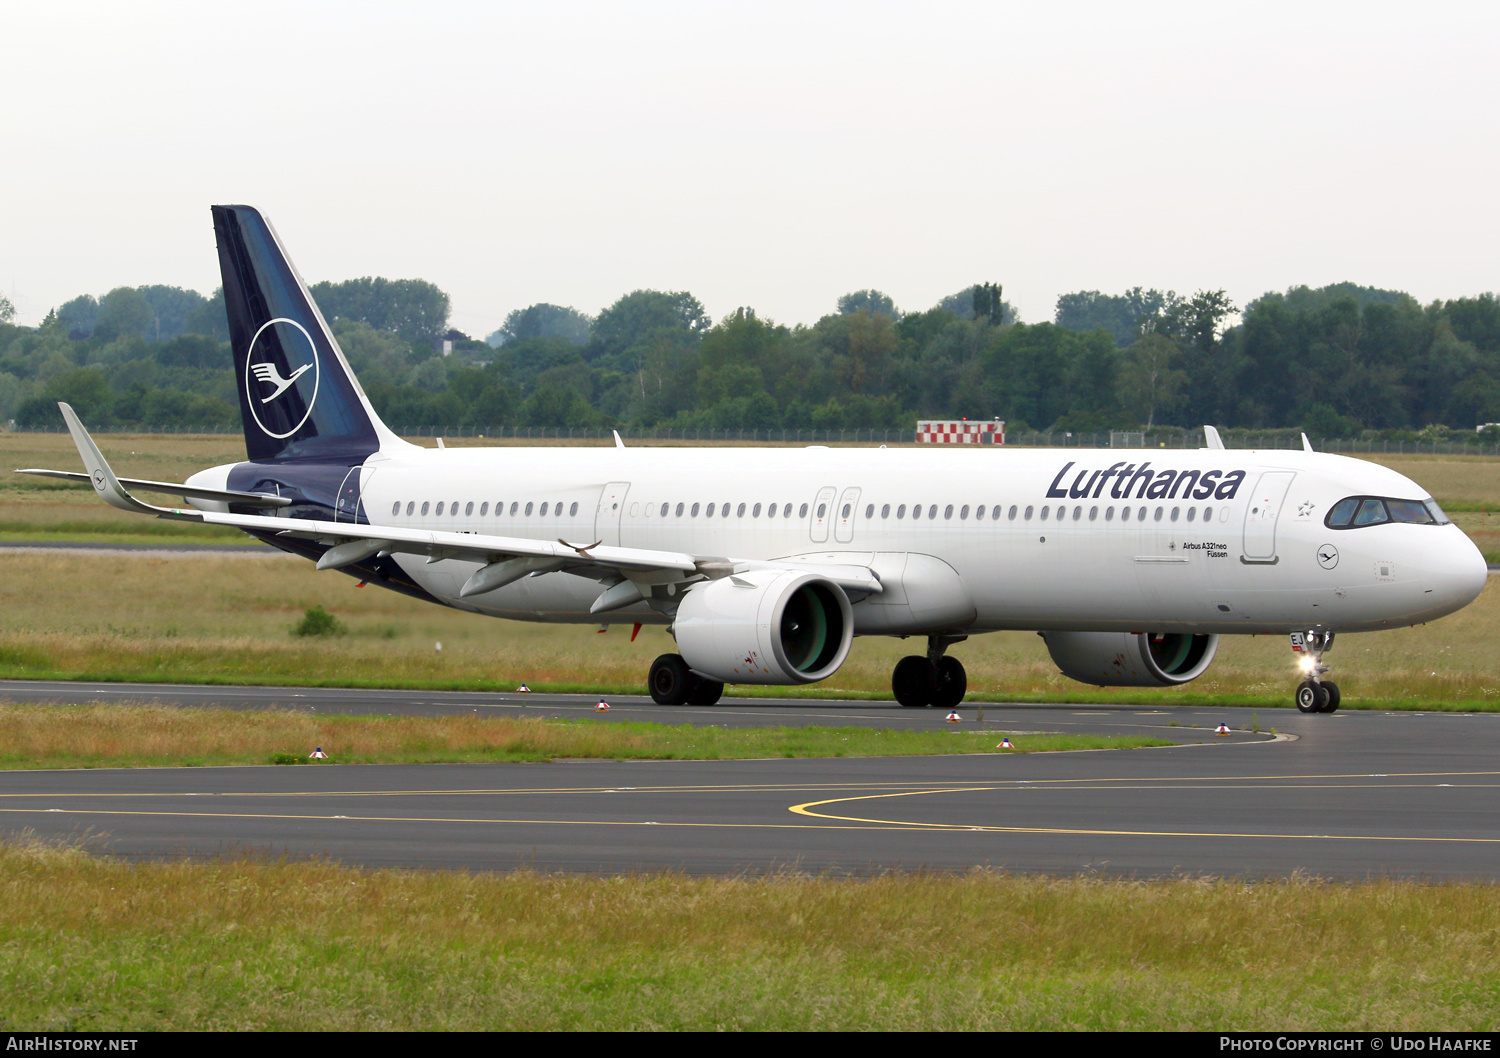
[0,548,1496,708]
[2,836,1497,1030]
[0,704,1168,769]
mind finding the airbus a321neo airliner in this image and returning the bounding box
[21,206,1489,712]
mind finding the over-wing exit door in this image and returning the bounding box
[809,486,837,543]
[834,487,861,543]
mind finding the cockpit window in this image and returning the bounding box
[1327,498,1359,527]
[1386,499,1435,525]
[1354,498,1389,526]
[1326,496,1449,529]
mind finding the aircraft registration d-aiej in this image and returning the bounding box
[21,206,1489,713]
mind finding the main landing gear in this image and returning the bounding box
[1291,630,1340,713]
[648,653,725,706]
[892,635,968,709]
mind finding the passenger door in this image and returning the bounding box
[595,481,631,547]
[336,466,367,523]
[1242,471,1294,563]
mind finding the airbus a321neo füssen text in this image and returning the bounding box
[21,206,1489,713]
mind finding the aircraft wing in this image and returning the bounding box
[35,402,882,601]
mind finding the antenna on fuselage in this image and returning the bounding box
[613,430,626,449]
[1203,425,1225,450]
[1302,432,1315,453]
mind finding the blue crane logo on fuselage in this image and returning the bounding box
[245,317,320,439]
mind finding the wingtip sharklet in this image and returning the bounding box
[55,402,193,519]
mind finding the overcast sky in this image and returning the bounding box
[4,1,1497,336]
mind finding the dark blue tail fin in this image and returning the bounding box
[213,204,396,462]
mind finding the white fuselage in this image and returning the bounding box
[322,443,1487,637]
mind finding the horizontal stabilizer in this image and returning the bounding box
[14,468,291,508]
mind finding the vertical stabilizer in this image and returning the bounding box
[212,205,406,462]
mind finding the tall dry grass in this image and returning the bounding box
[2,837,1498,1029]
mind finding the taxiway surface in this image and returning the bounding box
[1,681,1497,878]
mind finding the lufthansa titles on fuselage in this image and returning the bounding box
[1046,461,1246,503]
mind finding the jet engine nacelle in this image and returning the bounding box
[1041,631,1219,687]
[675,569,853,684]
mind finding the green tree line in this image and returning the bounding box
[4,277,1499,440]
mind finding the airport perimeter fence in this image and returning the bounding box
[10,420,1500,456]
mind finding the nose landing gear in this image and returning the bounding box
[892,635,968,709]
[1291,630,1339,713]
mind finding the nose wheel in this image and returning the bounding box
[1290,631,1339,712]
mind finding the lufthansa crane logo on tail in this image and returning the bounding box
[245,317,320,439]
[251,361,311,403]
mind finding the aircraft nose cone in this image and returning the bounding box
[1433,528,1489,612]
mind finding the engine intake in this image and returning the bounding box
[674,570,853,684]
[1041,631,1219,687]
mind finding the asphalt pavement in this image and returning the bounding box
[1,679,1496,879]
